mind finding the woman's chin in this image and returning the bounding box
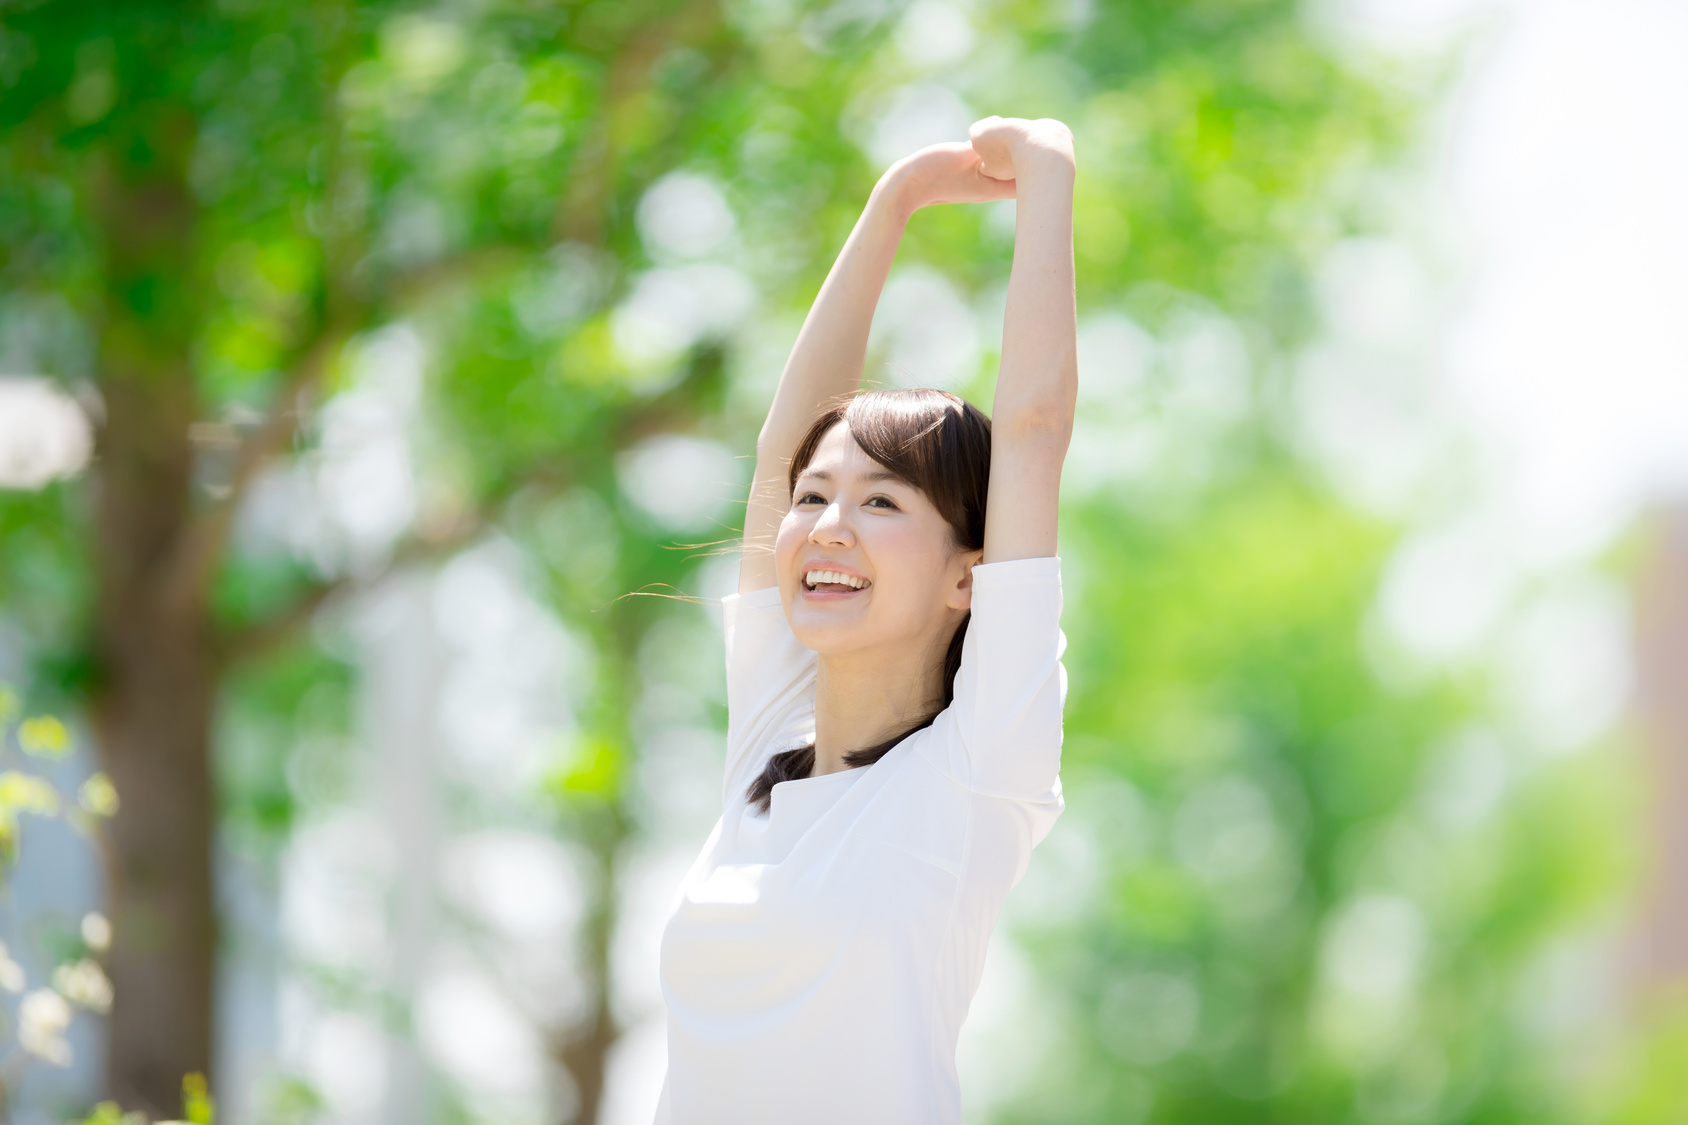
[786,608,875,654]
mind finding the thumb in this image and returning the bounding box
[976,151,1015,181]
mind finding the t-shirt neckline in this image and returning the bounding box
[772,762,869,793]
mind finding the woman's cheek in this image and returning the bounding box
[869,523,941,582]
[773,516,804,574]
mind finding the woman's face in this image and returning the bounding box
[775,422,978,657]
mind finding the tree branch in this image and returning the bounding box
[216,510,489,666]
[168,10,362,620]
[555,0,725,243]
[166,246,530,618]
[163,324,349,618]
[212,233,731,666]
[217,444,581,665]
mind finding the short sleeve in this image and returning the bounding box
[719,586,816,807]
[946,556,1067,810]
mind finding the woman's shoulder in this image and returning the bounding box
[970,554,1062,588]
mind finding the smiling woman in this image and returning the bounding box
[742,389,992,811]
[654,116,1076,1124]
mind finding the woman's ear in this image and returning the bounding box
[947,548,985,610]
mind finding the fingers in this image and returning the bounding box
[964,169,1017,201]
[966,115,1077,184]
[968,115,1075,152]
[893,139,1018,206]
[968,115,1019,179]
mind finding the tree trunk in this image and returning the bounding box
[90,374,218,1114]
[86,103,217,1114]
[551,608,643,1124]
[556,811,628,1125]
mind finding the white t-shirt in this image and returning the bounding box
[653,556,1067,1125]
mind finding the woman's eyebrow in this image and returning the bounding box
[798,469,903,484]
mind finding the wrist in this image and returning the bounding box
[1010,142,1076,179]
[872,163,923,221]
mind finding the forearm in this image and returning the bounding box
[757,173,914,460]
[994,156,1077,432]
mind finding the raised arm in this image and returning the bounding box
[970,118,1077,564]
[739,144,1016,593]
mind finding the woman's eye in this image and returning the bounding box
[867,496,898,510]
[797,492,824,504]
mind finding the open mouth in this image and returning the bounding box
[803,569,871,594]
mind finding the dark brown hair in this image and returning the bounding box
[746,388,992,814]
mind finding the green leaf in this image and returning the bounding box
[69,1102,146,1125]
[19,715,70,758]
[0,770,60,817]
[78,771,119,818]
[253,1074,326,1125]
[546,736,623,801]
[183,1071,216,1125]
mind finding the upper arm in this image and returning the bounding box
[942,555,1066,852]
[721,586,820,802]
[981,407,1073,564]
[739,444,789,594]
[980,156,1076,564]
[736,189,915,594]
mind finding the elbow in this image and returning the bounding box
[993,360,1077,440]
[993,395,1075,446]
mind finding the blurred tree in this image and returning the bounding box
[990,466,1641,1123]
[0,0,1421,1120]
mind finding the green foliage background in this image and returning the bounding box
[0,0,1681,1121]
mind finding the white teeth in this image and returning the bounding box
[805,569,867,589]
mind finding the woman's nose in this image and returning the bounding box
[809,500,853,544]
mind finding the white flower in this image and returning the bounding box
[53,958,113,1014]
[0,941,26,992]
[0,377,93,490]
[81,911,112,953]
[19,988,73,1065]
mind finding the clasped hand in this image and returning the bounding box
[886,116,1076,212]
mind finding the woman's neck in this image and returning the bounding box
[810,632,951,777]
